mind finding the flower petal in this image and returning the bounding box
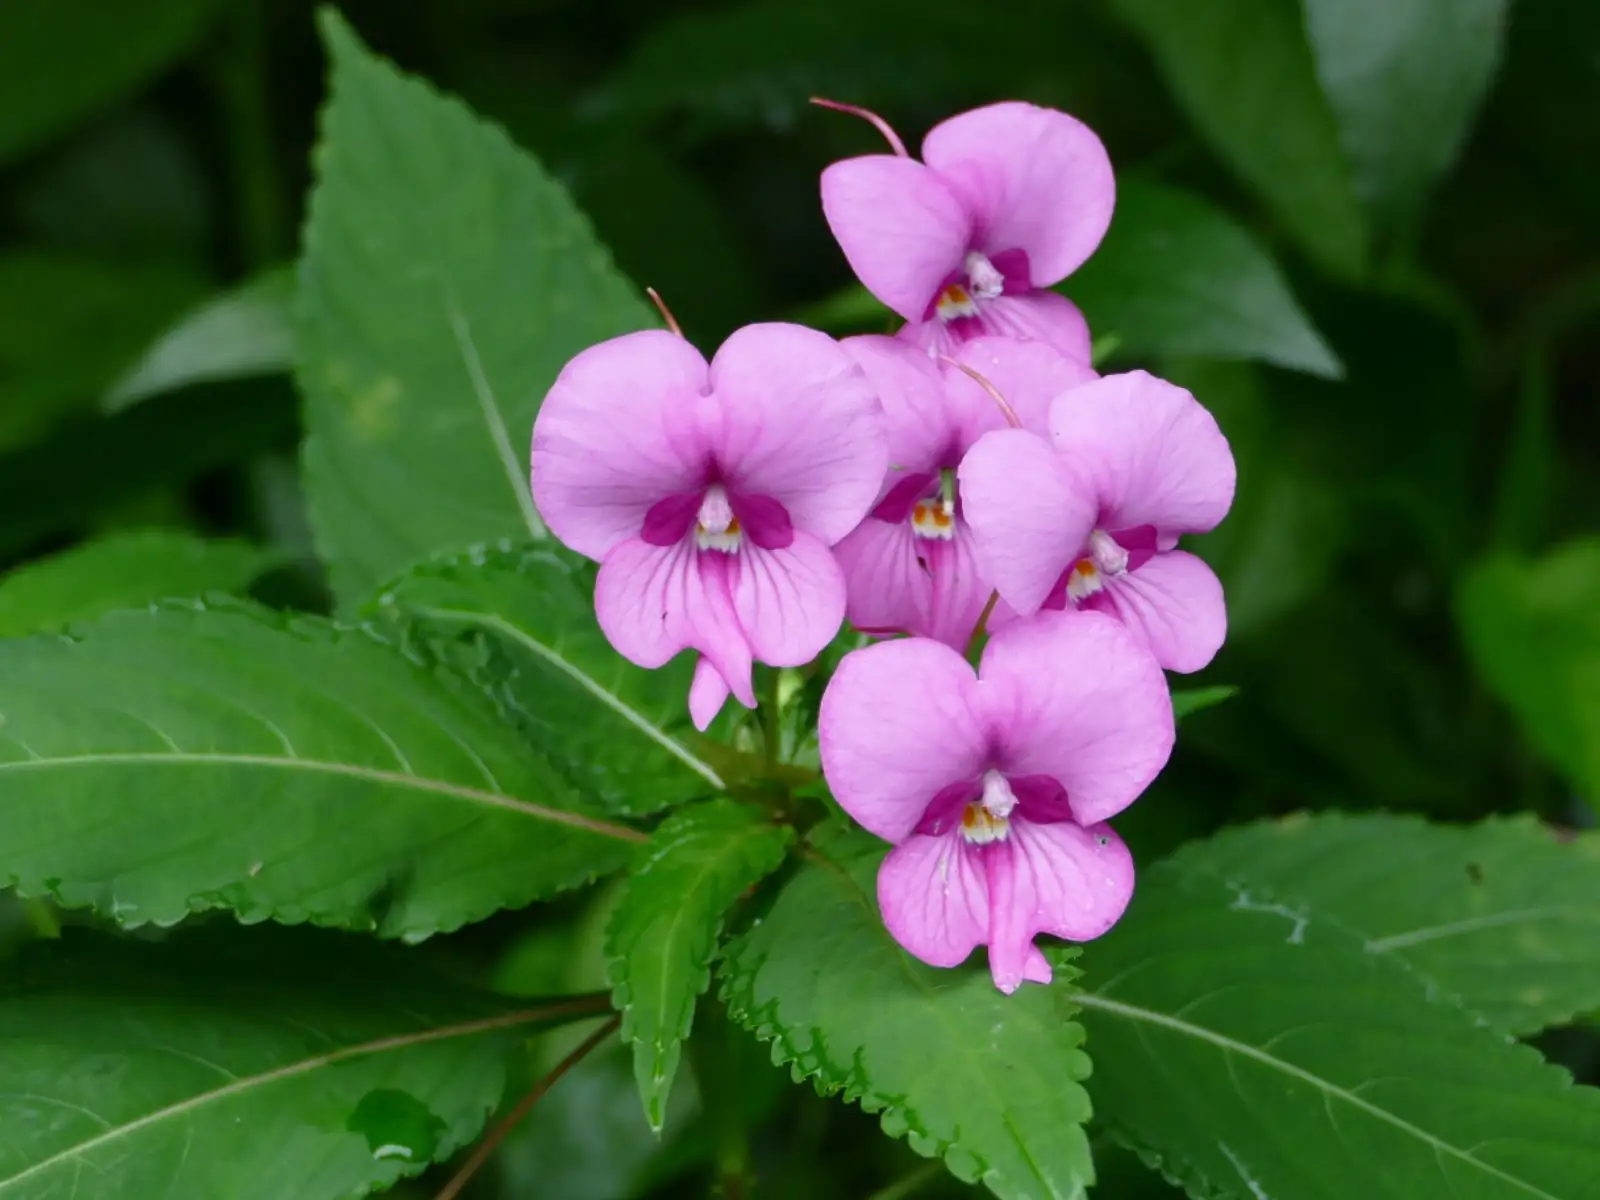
[923,525,991,649]
[688,656,735,732]
[1089,550,1227,674]
[833,516,930,638]
[532,330,712,560]
[897,292,1093,366]
[948,335,1099,442]
[594,539,755,707]
[710,323,887,544]
[922,102,1114,285]
[843,335,954,476]
[820,155,971,322]
[1023,946,1053,985]
[878,832,988,969]
[985,819,1135,993]
[819,637,986,842]
[731,531,848,667]
[959,428,1096,615]
[978,609,1173,825]
[1048,370,1237,535]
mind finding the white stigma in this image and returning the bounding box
[1088,529,1129,575]
[1067,529,1128,603]
[694,484,742,553]
[960,770,1016,845]
[964,250,1005,300]
[980,769,1017,817]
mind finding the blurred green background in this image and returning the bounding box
[1,1,1596,1196]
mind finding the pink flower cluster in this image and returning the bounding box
[530,101,1236,993]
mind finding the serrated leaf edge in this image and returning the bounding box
[716,840,1093,1197]
[0,1000,597,1196]
[604,804,792,1130]
[0,596,642,938]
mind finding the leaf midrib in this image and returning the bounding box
[0,752,643,842]
[414,604,724,789]
[438,281,544,541]
[633,822,782,1063]
[795,842,1080,1195]
[1070,991,1564,1200]
[0,998,608,1193]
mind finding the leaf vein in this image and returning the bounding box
[1071,992,1563,1199]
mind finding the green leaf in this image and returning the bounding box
[1302,0,1509,234]
[1170,685,1238,721]
[296,11,650,608]
[606,801,792,1132]
[1112,0,1365,277]
[0,600,638,938]
[1175,359,1349,637]
[586,0,1109,141]
[0,926,608,1198]
[0,529,279,637]
[0,252,205,454]
[1074,828,1600,1200]
[0,380,298,562]
[1176,812,1600,1034]
[1458,540,1600,801]
[720,823,1094,1199]
[107,268,295,411]
[1066,180,1342,377]
[373,543,725,815]
[0,0,219,162]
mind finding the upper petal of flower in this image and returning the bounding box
[1048,370,1237,535]
[948,335,1099,442]
[594,538,755,708]
[843,335,955,476]
[532,330,713,560]
[730,532,848,668]
[878,832,989,971]
[959,428,1097,615]
[1088,549,1227,674]
[922,102,1114,287]
[709,323,887,545]
[819,637,987,842]
[977,609,1173,825]
[984,819,1135,993]
[820,155,971,322]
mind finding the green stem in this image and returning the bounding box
[210,0,286,269]
[964,590,1000,662]
[863,1160,943,1200]
[761,668,783,765]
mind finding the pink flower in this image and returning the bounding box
[833,334,1095,646]
[532,323,887,730]
[818,100,1114,361]
[818,611,1174,993]
[960,370,1237,674]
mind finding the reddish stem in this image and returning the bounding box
[646,286,685,338]
[810,97,909,157]
[433,1015,621,1200]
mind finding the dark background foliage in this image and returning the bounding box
[1,1,1596,1196]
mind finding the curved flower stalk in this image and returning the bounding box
[532,323,887,729]
[833,335,1096,646]
[961,370,1237,673]
[818,611,1175,993]
[818,100,1114,361]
